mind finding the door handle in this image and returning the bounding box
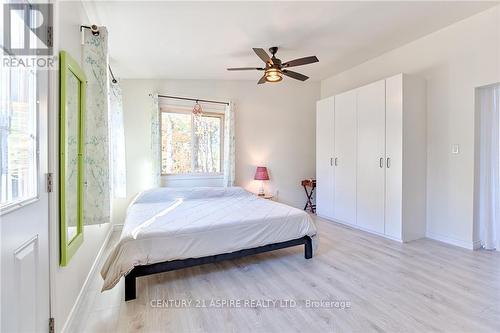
[386,157,391,168]
[379,157,384,168]
[334,157,338,166]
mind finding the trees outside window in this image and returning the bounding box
[161,110,223,175]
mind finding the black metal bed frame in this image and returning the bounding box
[124,235,313,301]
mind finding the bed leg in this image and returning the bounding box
[304,236,313,259]
[125,272,136,301]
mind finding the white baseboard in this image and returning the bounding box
[61,224,118,333]
[318,215,403,243]
[472,239,482,250]
[319,215,478,249]
[113,223,124,232]
[426,231,477,250]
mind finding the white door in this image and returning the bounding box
[316,97,335,219]
[385,75,403,239]
[0,59,50,331]
[333,90,357,224]
[356,80,386,233]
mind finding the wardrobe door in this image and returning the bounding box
[316,97,335,219]
[385,75,403,239]
[333,90,357,224]
[356,80,386,233]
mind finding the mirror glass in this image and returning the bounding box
[65,71,80,244]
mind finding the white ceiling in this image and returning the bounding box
[84,1,497,81]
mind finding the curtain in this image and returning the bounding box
[150,93,161,187]
[82,27,111,225]
[223,102,235,187]
[109,80,126,198]
[478,84,500,250]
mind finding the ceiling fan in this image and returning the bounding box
[227,47,319,84]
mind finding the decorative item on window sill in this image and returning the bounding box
[254,166,270,197]
[192,100,203,125]
[193,100,203,116]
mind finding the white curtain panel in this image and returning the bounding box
[150,93,161,187]
[223,102,235,187]
[109,80,126,198]
[478,84,500,250]
[82,27,111,225]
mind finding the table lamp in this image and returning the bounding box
[254,166,269,196]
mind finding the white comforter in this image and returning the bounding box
[100,187,317,291]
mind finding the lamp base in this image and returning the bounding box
[258,182,265,197]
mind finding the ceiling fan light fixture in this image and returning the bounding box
[227,47,317,84]
[265,68,283,83]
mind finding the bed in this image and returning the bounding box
[100,187,318,301]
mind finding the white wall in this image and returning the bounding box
[52,2,112,332]
[113,79,319,224]
[321,6,500,249]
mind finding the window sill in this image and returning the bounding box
[162,174,223,181]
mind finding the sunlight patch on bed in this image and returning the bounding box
[131,198,184,239]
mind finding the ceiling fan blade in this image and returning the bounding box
[253,48,273,65]
[258,75,267,84]
[283,70,309,81]
[283,56,319,68]
[227,67,264,71]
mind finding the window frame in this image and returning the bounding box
[0,5,40,215]
[160,107,224,176]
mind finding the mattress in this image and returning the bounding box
[100,187,317,291]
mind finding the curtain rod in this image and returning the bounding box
[156,94,229,106]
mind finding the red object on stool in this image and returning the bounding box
[254,166,269,196]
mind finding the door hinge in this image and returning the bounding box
[47,26,53,48]
[49,317,55,333]
[46,173,54,193]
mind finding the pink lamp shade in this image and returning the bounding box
[254,166,270,181]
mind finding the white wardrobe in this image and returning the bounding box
[316,74,426,242]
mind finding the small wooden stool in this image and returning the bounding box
[301,179,316,213]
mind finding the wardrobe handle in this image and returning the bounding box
[334,157,338,166]
[386,157,391,168]
[379,157,384,168]
[330,157,333,166]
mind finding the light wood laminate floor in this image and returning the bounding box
[69,216,500,333]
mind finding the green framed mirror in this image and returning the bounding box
[59,51,86,266]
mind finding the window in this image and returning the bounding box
[161,110,223,175]
[0,10,38,210]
